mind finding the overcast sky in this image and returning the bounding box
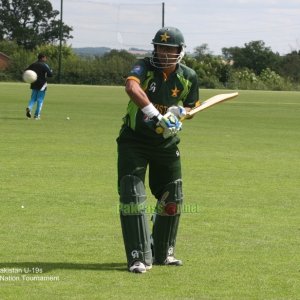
[50,0,300,55]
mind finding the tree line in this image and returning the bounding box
[1,0,299,90]
[185,42,300,90]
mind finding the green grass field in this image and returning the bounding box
[0,82,299,299]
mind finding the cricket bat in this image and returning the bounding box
[156,92,239,134]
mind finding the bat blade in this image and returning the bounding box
[184,92,238,119]
[155,92,238,134]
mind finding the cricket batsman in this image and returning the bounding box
[117,26,200,273]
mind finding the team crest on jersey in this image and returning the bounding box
[131,65,143,75]
[171,86,180,97]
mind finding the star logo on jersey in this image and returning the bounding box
[160,32,170,42]
[171,86,180,97]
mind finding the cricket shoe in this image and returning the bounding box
[34,115,40,120]
[163,256,183,266]
[129,261,152,274]
[26,108,31,118]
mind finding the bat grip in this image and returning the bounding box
[155,115,187,134]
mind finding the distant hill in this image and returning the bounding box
[73,47,111,57]
[73,47,151,57]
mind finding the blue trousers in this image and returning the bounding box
[27,89,46,117]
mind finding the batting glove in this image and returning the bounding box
[167,105,187,119]
[158,112,182,139]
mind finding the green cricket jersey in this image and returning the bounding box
[120,57,199,146]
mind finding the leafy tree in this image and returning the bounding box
[279,51,300,82]
[193,43,213,60]
[0,0,73,49]
[191,43,231,88]
[100,50,137,84]
[0,39,19,53]
[222,41,280,75]
[259,68,287,90]
[59,50,136,85]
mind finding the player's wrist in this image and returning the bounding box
[142,103,162,120]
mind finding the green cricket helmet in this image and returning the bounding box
[152,26,186,47]
[150,26,186,68]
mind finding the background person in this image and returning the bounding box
[25,53,53,120]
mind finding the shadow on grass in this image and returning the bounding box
[0,262,127,272]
